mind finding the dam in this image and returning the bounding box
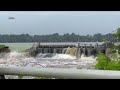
[26,42,108,58]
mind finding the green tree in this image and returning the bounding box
[113,28,120,42]
[0,33,117,43]
[93,33,102,42]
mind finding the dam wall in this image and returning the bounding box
[27,42,107,58]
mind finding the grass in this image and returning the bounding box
[0,45,8,49]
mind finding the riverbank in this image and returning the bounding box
[0,45,10,53]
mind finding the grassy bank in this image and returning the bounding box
[0,45,9,49]
[0,43,33,52]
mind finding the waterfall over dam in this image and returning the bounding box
[0,42,105,71]
[26,42,107,58]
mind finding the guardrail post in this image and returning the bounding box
[0,75,5,79]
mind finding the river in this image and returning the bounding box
[0,43,97,79]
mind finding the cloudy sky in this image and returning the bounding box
[0,11,120,35]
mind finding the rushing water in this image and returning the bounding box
[0,43,98,79]
[0,51,96,69]
[0,43,97,69]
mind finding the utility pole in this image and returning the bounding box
[108,33,110,43]
[78,34,80,42]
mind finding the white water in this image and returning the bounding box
[0,51,34,67]
[46,54,76,59]
[0,51,97,69]
[0,51,97,79]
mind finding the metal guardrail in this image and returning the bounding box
[0,66,120,79]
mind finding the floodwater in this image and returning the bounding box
[0,43,97,69]
[0,43,97,79]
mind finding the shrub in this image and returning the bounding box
[95,52,120,70]
[106,60,120,70]
[95,52,109,70]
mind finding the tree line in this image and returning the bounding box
[0,33,117,43]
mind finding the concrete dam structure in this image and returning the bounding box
[26,42,107,58]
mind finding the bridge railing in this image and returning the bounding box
[0,66,120,79]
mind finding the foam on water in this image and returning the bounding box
[50,54,76,59]
[0,51,97,69]
[0,51,34,67]
[80,54,96,60]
